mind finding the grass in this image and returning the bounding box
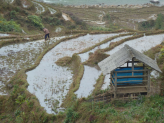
[63,95,164,123]
[55,56,72,66]
[83,50,109,67]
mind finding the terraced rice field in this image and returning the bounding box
[1,31,164,114]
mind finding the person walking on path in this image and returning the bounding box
[43,28,50,41]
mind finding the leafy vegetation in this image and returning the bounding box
[42,17,61,26]
[103,13,110,21]
[28,15,44,29]
[155,13,164,30]
[0,16,21,32]
[138,20,155,30]
[67,95,164,123]
[64,107,79,123]
[64,11,87,30]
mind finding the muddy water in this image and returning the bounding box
[0,36,66,95]
[26,33,118,114]
[79,35,132,62]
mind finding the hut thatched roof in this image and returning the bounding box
[98,44,162,75]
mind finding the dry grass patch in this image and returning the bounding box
[83,50,109,67]
[55,56,72,66]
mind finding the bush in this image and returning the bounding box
[0,16,21,32]
[42,17,61,26]
[138,20,155,30]
[103,13,110,21]
[155,13,164,30]
[28,15,44,29]
[64,11,87,29]
[64,107,79,123]
[10,10,17,19]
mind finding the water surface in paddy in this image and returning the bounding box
[75,65,101,98]
[79,35,132,62]
[0,36,67,95]
[26,33,118,114]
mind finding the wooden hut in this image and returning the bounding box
[98,44,162,99]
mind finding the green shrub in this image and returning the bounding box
[28,15,44,29]
[138,20,155,30]
[103,13,110,21]
[0,16,21,32]
[64,107,79,123]
[155,13,164,30]
[10,10,17,19]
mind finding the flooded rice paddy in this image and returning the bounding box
[1,32,164,114]
[79,35,132,63]
[106,34,164,55]
[0,36,67,95]
[26,33,118,114]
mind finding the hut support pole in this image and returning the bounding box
[147,70,150,95]
[114,72,117,98]
[132,58,134,76]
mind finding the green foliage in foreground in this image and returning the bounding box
[28,15,44,29]
[67,95,164,123]
[0,16,21,32]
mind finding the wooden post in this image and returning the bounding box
[132,58,134,76]
[114,71,117,98]
[147,70,150,95]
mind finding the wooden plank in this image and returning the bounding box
[116,80,147,83]
[117,87,147,93]
[111,77,114,83]
[127,61,140,63]
[117,75,147,78]
[117,86,147,88]
[116,70,148,72]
